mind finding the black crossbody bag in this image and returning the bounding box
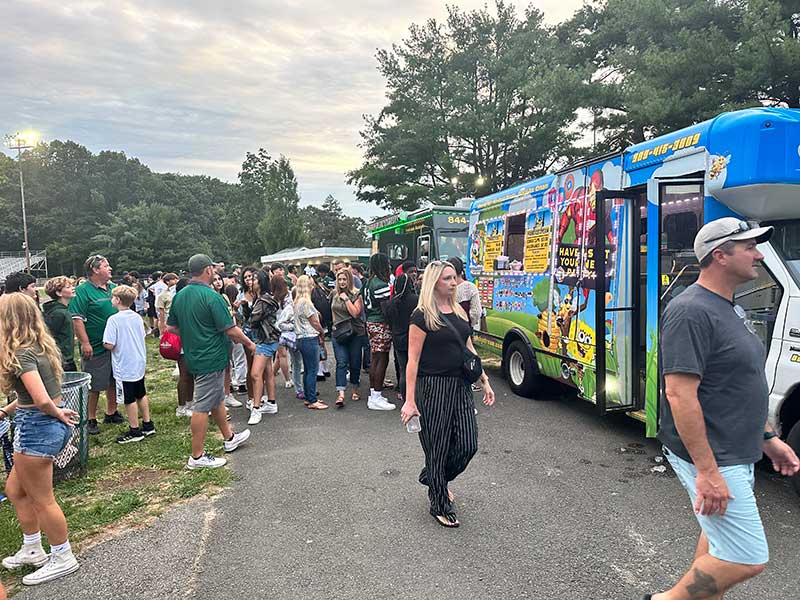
[442,315,483,384]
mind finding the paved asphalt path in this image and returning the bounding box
[15,361,800,599]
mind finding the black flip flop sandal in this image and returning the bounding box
[432,512,460,528]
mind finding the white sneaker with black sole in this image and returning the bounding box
[224,429,251,452]
[2,544,49,569]
[186,453,227,470]
[22,551,79,585]
[247,408,262,425]
[367,397,396,411]
[224,394,243,408]
[258,399,278,414]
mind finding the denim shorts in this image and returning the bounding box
[255,341,279,358]
[665,447,769,565]
[13,407,73,459]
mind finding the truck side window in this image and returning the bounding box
[505,214,526,266]
[387,243,407,261]
[735,265,783,349]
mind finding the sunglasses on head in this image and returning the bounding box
[705,220,758,244]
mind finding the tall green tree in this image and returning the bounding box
[299,195,369,247]
[348,0,580,211]
[564,0,800,150]
[248,154,306,255]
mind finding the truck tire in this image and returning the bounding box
[787,421,800,497]
[503,340,541,399]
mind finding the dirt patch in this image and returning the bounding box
[95,467,171,494]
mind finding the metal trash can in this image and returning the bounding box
[53,371,91,481]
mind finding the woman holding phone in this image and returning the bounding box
[0,293,80,585]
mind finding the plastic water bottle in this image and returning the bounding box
[406,415,421,433]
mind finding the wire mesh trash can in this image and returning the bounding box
[54,371,92,481]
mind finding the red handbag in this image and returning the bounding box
[159,331,182,361]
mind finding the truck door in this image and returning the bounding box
[594,189,642,413]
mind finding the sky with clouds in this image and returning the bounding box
[1,0,584,221]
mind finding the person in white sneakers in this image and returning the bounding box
[167,254,256,469]
[244,270,281,424]
[0,293,81,585]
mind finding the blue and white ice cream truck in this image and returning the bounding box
[467,108,800,493]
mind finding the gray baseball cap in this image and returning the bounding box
[693,217,773,262]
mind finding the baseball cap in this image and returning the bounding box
[693,217,773,263]
[187,254,215,275]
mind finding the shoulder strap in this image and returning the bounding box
[441,314,468,351]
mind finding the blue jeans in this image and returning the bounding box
[290,348,303,392]
[332,335,365,391]
[297,336,320,403]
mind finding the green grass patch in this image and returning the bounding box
[0,336,232,586]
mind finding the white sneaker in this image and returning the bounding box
[2,543,49,569]
[367,397,396,411]
[247,408,262,425]
[284,381,293,388]
[175,406,190,417]
[224,394,243,408]
[186,453,227,470]
[259,400,278,414]
[172,365,180,380]
[224,429,251,452]
[22,551,79,585]
[245,398,254,410]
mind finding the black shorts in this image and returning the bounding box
[118,379,147,405]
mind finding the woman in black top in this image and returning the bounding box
[384,273,417,402]
[401,261,495,528]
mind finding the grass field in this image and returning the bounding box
[0,337,232,590]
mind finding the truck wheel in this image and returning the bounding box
[787,421,800,497]
[503,340,540,399]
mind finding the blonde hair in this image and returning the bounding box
[112,284,137,308]
[44,276,75,300]
[335,268,357,295]
[294,275,314,313]
[0,293,64,395]
[416,261,467,331]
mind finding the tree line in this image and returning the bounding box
[347,0,800,210]
[0,143,369,275]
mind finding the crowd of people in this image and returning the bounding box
[0,250,494,588]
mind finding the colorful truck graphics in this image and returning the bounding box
[468,108,800,447]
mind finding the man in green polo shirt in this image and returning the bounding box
[70,255,124,434]
[167,254,256,469]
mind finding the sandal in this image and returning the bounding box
[431,512,460,528]
[351,391,360,402]
[335,391,345,408]
[307,401,329,410]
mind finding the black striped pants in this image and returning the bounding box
[416,375,478,516]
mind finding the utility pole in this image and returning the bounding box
[4,132,37,272]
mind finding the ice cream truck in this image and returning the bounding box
[468,108,800,491]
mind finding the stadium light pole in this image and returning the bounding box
[4,131,38,272]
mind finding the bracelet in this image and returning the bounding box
[763,431,779,441]
[0,408,8,419]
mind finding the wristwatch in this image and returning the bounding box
[763,431,779,441]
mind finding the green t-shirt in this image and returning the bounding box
[361,277,391,323]
[14,345,62,407]
[167,281,234,375]
[69,280,117,355]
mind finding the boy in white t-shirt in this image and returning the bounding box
[103,285,155,444]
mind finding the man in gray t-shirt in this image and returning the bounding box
[647,218,799,600]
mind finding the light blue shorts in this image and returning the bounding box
[665,447,768,565]
[255,341,279,358]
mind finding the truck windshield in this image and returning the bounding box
[768,219,800,287]
[437,232,468,262]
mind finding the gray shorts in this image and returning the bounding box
[192,370,225,413]
[82,351,114,393]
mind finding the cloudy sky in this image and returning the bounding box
[1,0,583,220]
